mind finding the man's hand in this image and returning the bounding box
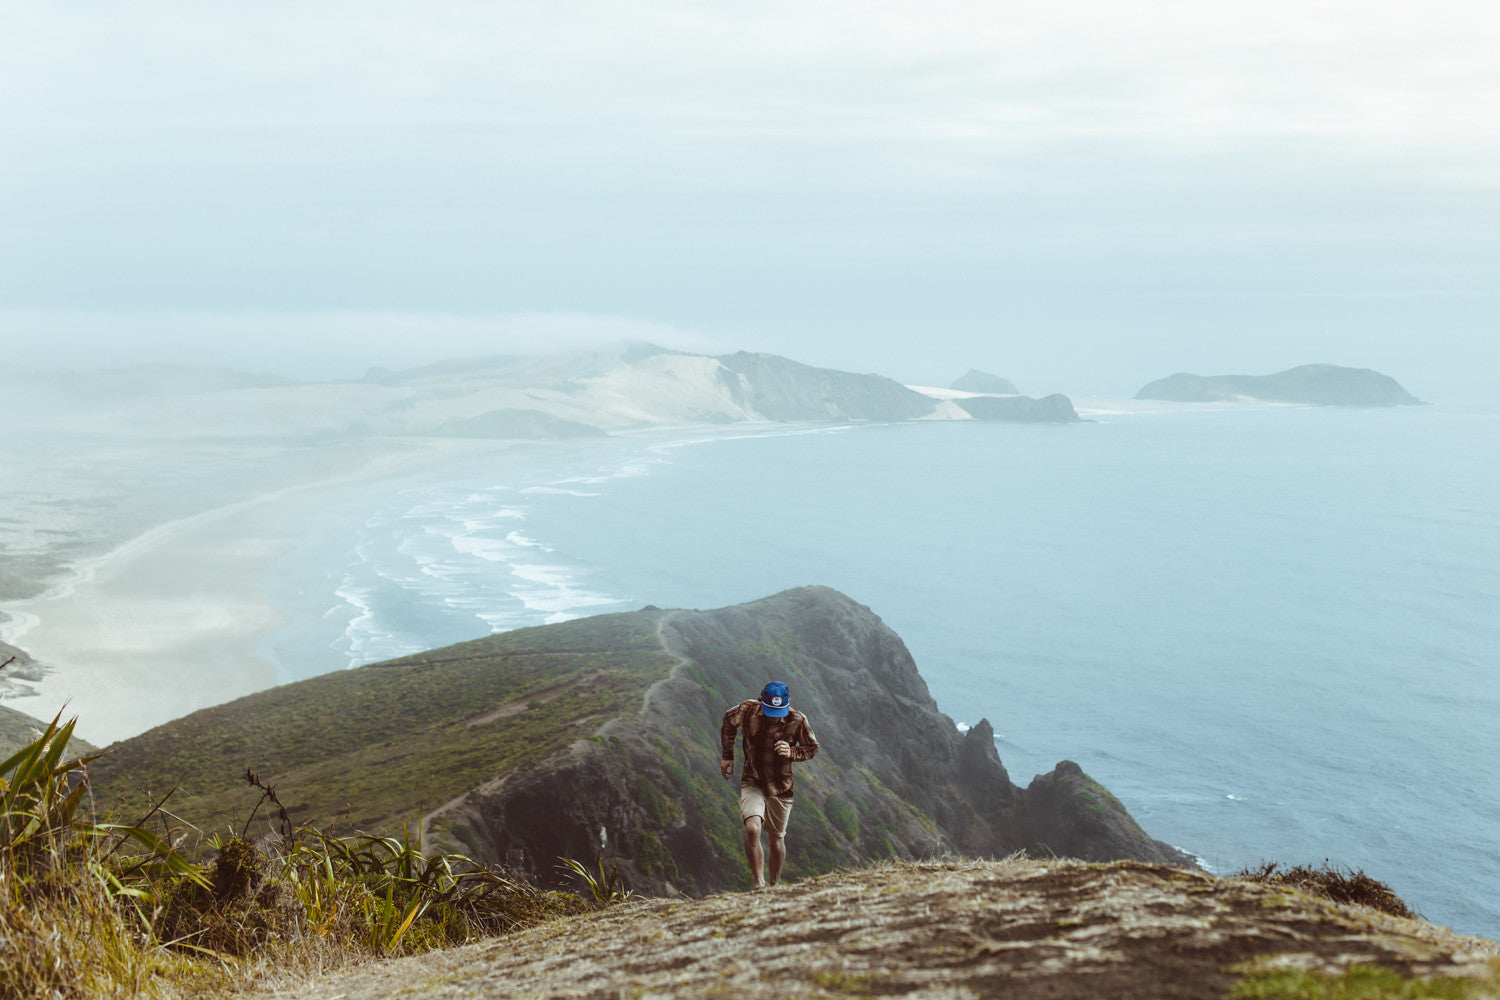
[720,759,734,780]
[775,740,793,759]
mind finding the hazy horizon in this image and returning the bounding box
[4,1,1499,398]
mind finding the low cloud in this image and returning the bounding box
[0,309,726,379]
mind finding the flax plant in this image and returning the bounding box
[0,716,593,998]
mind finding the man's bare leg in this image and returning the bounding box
[742,816,766,887]
[767,833,786,885]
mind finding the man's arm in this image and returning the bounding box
[720,703,744,778]
[787,715,819,762]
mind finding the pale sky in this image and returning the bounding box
[3,0,1498,396]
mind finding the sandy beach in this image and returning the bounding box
[0,438,505,746]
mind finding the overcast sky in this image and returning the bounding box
[2,0,1497,396]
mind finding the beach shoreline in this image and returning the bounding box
[0,437,515,745]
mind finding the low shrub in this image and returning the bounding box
[1236,861,1417,919]
[0,715,598,998]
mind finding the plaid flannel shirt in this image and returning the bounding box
[721,698,819,798]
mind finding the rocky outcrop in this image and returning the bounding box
[440,587,1191,895]
[288,857,1500,1000]
[951,369,1019,394]
[1135,364,1423,406]
[0,639,50,702]
[956,393,1081,423]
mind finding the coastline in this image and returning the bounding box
[0,421,821,747]
[0,437,515,746]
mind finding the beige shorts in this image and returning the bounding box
[740,784,793,839]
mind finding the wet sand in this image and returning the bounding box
[1,439,502,745]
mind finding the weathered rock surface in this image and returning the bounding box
[437,587,1191,895]
[267,857,1500,1000]
[1135,364,1423,406]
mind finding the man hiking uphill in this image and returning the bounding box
[720,681,819,888]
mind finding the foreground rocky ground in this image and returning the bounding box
[262,858,1500,999]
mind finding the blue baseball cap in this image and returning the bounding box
[760,681,791,717]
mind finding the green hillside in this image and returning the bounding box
[92,610,675,836]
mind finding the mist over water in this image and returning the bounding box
[260,404,1500,939]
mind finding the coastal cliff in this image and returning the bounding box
[438,588,1189,894]
[94,587,1188,897]
[1135,364,1422,406]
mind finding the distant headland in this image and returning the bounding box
[1135,364,1423,407]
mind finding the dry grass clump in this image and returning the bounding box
[0,715,592,999]
[1237,861,1418,919]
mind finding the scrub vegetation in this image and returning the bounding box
[0,716,594,999]
[1237,860,1419,920]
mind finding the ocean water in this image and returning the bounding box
[259,404,1500,939]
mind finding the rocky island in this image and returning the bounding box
[1135,363,1423,406]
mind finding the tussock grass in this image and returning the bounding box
[0,716,596,999]
[1237,861,1418,920]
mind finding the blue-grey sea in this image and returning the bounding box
[258,403,1500,939]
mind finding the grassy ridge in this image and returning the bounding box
[93,610,676,837]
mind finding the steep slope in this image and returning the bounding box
[272,858,1500,1000]
[412,587,1191,891]
[91,612,679,833]
[1135,364,1423,406]
[94,588,1188,898]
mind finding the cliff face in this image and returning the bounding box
[1135,364,1423,406]
[439,587,1191,895]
